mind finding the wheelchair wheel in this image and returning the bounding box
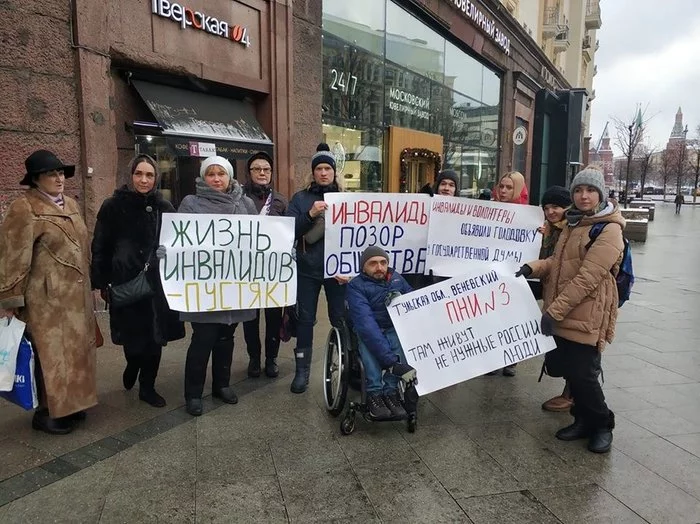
[323,326,349,417]
[340,412,356,435]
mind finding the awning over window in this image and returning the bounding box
[132,80,272,145]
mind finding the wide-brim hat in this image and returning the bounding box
[20,150,75,186]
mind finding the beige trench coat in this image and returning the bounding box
[0,189,97,418]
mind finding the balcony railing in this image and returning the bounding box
[586,0,602,29]
[543,6,569,38]
[553,30,570,52]
[582,35,592,60]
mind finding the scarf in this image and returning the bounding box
[566,201,613,227]
[309,181,339,195]
[37,189,64,209]
[541,218,566,256]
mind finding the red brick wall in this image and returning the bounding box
[0,0,82,221]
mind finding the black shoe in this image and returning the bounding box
[264,358,279,378]
[186,398,203,416]
[247,358,261,378]
[32,410,73,435]
[588,429,613,453]
[213,386,238,404]
[291,351,311,394]
[123,362,139,390]
[367,393,392,420]
[139,389,166,408]
[502,365,517,377]
[383,391,407,418]
[555,419,591,441]
[389,361,416,382]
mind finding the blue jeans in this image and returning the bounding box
[357,328,405,395]
[296,274,346,351]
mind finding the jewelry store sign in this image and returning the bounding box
[451,0,511,55]
[152,0,252,48]
[388,87,431,120]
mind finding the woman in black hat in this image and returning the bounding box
[90,154,185,408]
[0,150,98,434]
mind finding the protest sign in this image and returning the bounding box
[324,193,431,278]
[159,213,296,312]
[426,196,544,276]
[388,267,556,395]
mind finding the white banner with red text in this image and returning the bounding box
[426,196,544,277]
[159,213,297,312]
[323,193,431,278]
[388,267,556,395]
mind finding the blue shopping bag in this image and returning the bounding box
[0,336,39,410]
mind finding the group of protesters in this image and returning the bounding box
[0,144,624,454]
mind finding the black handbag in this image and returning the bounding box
[108,263,155,308]
[108,211,159,309]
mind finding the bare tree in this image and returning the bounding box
[612,106,650,206]
[636,144,656,196]
[660,149,675,202]
[691,125,700,203]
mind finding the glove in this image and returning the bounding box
[156,245,167,260]
[514,264,532,278]
[419,183,434,197]
[540,312,556,336]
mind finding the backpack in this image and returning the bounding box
[585,222,634,307]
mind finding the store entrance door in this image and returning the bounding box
[386,126,443,193]
[404,158,433,193]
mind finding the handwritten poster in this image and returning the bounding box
[159,213,297,312]
[388,268,556,395]
[426,196,544,276]
[324,193,431,278]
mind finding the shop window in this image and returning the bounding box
[513,117,528,174]
[322,0,386,57]
[322,124,384,192]
[384,62,432,133]
[482,68,502,108]
[444,41,484,103]
[386,1,445,83]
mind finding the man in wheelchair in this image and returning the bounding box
[346,246,418,420]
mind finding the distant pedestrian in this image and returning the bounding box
[516,167,624,454]
[91,154,185,409]
[674,193,684,214]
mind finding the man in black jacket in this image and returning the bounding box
[242,151,289,378]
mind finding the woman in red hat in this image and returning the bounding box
[0,150,98,434]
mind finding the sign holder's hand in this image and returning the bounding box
[0,308,15,318]
[541,312,556,336]
[514,264,533,278]
[309,201,327,218]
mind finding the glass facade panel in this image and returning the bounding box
[386,1,444,82]
[321,0,503,195]
[322,124,384,192]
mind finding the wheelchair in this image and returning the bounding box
[322,319,418,435]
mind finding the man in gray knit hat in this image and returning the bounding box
[346,246,418,420]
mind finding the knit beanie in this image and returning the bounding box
[246,151,273,173]
[201,156,234,180]
[570,167,607,206]
[541,185,572,209]
[311,143,336,173]
[434,169,460,192]
[360,246,390,270]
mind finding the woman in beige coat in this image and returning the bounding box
[516,167,624,453]
[0,150,97,434]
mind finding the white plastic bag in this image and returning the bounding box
[0,316,26,391]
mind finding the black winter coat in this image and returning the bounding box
[243,182,288,217]
[91,186,185,346]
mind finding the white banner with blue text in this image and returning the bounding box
[324,193,431,278]
[388,267,556,395]
[425,196,544,276]
[159,213,297,312]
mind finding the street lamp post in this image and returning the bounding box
[624,123,633,208]
[676,125,688,194]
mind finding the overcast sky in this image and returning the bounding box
[590,0,700,154]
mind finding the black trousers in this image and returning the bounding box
[547,336,611,429]
[123,340,162,392]
[184,323,236,400]
[243,307,283,360]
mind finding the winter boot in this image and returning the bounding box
[247,358,261,378]
[264,357,279,378]
[290,348,311,394]
[555,419,591,441]
[383,390,407,418]
[367,393,392,419]
[588,411,615,453]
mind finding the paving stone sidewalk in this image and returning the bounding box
[1,202,699,523]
